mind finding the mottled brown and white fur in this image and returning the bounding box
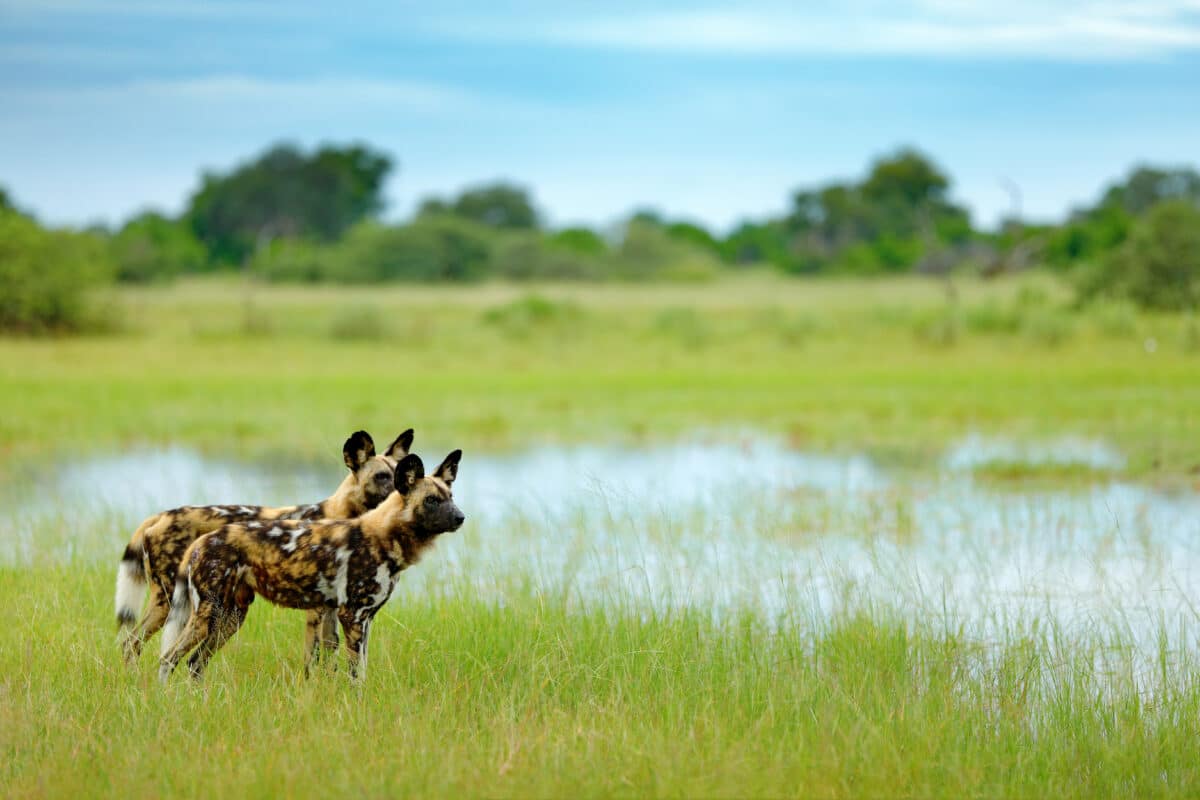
[159,450,464,683]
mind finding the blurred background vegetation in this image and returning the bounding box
[3,142,1199,334]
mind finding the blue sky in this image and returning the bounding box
[1,1,1198,232]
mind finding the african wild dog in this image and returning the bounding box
[116,428,414,669]
[159,450,464,683]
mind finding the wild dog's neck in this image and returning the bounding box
[321,472,365,518]
[359,491,415,541]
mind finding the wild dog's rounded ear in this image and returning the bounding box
[434,449,462,487]
[383,429,415,459]
[394,453,425,494]
[342,431,376,472]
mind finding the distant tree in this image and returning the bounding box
[416,197,451,218]
[1099,166,1200,216]
[449,183,539,229]
[779,149,971,274]
[630,208,664,226]
[313,217,492,283]
[1081,200,1200,310]
[187,142,393,265]
[547,226,608,256]
[612,219,718,281]
[110,212,206,282]
[721,221,796,269]
[664,221,720,255]
[0,209,111,332]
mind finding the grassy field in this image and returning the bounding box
[4,566,1200,798]
[3,274,1200,797]
[0,273,1197,477]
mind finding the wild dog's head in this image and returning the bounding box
[343,429,415,509]
[393,450,465,537]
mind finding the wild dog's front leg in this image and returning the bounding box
[337,608,372,681]
[303,608,339,676]
[319,608,340,654]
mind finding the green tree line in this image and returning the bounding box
[2,142,1199,331]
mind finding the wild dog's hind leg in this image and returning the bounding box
[158,602,214,683]
[186,601,248,681]
[122,582,169,664]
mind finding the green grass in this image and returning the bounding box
[5,273,1200,797]
[0,274,1197,479]
[968,459,1119,486]
[4,565,1200,798]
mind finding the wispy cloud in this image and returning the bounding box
[0,0,306,19]
[438,1,1200,60]
[1,75,475,114]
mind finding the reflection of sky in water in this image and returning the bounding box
[4,436,1200,652]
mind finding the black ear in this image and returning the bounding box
[384,429,415,459]
[394,453,425,494]
[434,449,462,487]
[342,431,376,472]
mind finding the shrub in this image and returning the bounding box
[0,209,111,333]
[251,239,329,283]
[1020,308,1075,347]
[1087,300,1139,339]
[1079,200,1200,310]
[110,212,206,283]
[611,221,720,281]
[491,233,604,281]
[481,294,584,337]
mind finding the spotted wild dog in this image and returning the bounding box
[116,428,414,669]
[159,450,464,683]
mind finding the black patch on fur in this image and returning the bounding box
[434,450,462,486]
[384,429,415,459]
[343,430,376,471]
[394,454,425,493]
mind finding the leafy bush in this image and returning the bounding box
[250,239,329,283]
[1020,309,1075,347]
[1079,201,1200,310]
[481,294,584,337]
[491,233,604,280]
[963,300,1020,335]
[110,212,206,283]
[611,221,720,281]
[0,209,111,333]
[1087,300,1138,339]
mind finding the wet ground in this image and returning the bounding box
[4,435,1199,649]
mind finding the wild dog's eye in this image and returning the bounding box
[423,496,440,508]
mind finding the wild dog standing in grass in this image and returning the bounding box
[159,450,464,683]
[116,429,414,668]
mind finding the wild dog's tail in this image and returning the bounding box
[115,516,153,632]
[160,573,193,658]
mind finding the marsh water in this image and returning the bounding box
[5,435,1199,651]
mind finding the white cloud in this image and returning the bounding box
[439,1,1200,60]
[1,75,475,114]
